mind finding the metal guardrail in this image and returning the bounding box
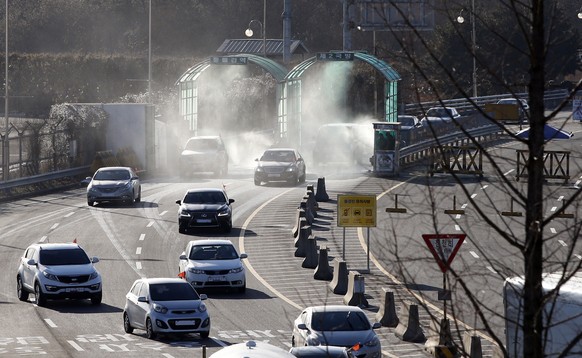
[0,166,91,191]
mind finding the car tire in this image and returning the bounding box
[254,178,261,186]
[123,312,134,334]
[135,188,141,203]
[34,283,46,307]
[200,331,210,339]
[87,199,94,206]
[91,292,102,305]
[179,227,187,234]
[17,276,29,301]
[288,175,298,185]
[291,335,296,347]
[299,172,306,183]
[146,317,157,340]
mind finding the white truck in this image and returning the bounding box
[504,273,582,357]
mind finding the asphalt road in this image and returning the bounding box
[1,118,581,358]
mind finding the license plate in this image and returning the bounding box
[66,288,82,292]
[208,276,225,282]
[268,174,280,177]
[196,219,212,223]
[175,320,196,326]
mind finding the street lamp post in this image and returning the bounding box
[457,0,477,98]
[3,0,8,181]
[245,19,266,57]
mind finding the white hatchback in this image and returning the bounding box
[179,239,247,292]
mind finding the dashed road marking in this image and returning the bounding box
[50,223,59,230]
[45,319,57,328]
[136,247,142,255]
[139,234,145,241]
[68,340,84,351]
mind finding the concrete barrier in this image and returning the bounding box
[302,236,319,269]
[291,208,306,238]
[306,189,318,217]
[300,200,314,225]
[343,271,368,307]
[294,226,310,257]
[293,217,308,247]
[315,177,329,202]
[462,332,483,358]
[425,318,455,355]
[394,302,426,343]
[328,258,348,295]
[376,289,399,327]
[313,246,333,281]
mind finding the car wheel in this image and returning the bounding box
[299,172,306,183]
[87,199,94,206]
[34,283,46,307]
[200,331,210,339]
[123,312,134,334]
[17,276,29,301]
[222,221,232,234]
[146,317,157,340]
[288,175,298,185]
[91,292,102,305]
[291,335,296,347]
[135,188,141,203]
[179,226,187,234]
[254,177,261,186]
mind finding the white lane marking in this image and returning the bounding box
[481,185,488,189]
[550,228,557,234]
[455,225,461,231]
[139,234,145,241]
[212,337,228,347]
[456,214,461,219]
[160,210,168,216]
[136,262,142,270]
[64,212,75,218]
[470,251,479,258]
[461,204,468,209]
[147,221,154,228]
[558,240,567,247]
[576,254,582,260]
[487,266,497,274]
[45,319,57,327]
[504,169,515,176]
[551,206,557,212]
[136,247,142,255]
[558,196,564,201]
[161,354,174,358]
[68,340,84,351]
[39,236,47,243]
[471,194,477,199]
[50,223,59,230]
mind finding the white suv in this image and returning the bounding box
[16,243,102,306]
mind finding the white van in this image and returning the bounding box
[504,273,582,358]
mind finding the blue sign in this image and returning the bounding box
[210,56,248,65]
[316,52,355,61]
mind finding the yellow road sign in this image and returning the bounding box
[337,195,376,227]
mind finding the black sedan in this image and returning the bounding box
[176,188,234,233]
[254,148,306,186]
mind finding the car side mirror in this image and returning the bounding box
[27,259,36,266]
[137,296,148,303]
[229,199,235,204]
[179,254,187,260]
[176,200,182,205]
[255,158,259,161]
[199,294,208,301]
[91,257,100,264]
[298,323,308,330]
[80,177,91,187]
[239,253,248,259]
[372,322,381,329]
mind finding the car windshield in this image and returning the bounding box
[498,99,517,105]
[39,248,91,265]
[400,117,415,126]
[426,108,452,117]
[149,282,200,301]
[183,191,227,204]
[185,138,219,151]
[311,310,371,331]
[94,169,130,181]
[261,150,295,162]
[189,244,238,260]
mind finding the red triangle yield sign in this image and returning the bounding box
[422,234,466,273]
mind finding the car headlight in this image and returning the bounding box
[153,303,168,314]
[229,266,244,274]
[255,167,264,173]
[123,182,132,189]
[217,208,230,216]
[198,303,207,313]
[42,271,59,281]
[179,210,192,218]
[365,335,380,347]
[188,267,205,274]
[89,271,100,280]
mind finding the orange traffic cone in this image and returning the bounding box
[178,271,185,279]
[73,239,77,244]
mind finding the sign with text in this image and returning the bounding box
[210,56,248,65]
[422,234,466,273]
[316,52,355,61]
[337,195,376,227]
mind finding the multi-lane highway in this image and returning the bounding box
[1,118,581,357]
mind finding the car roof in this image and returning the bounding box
[306,305,364,313]
[185,187,226,194]
[32,243,82,251]
[264,148,296,152]
[210,341,296,358]
[189,239,235,246]
[139,277,190,285]
[187,135,221,140]
[96,166,132,171]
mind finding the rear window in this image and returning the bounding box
[39,248,91,265]
[149,282,199,301]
